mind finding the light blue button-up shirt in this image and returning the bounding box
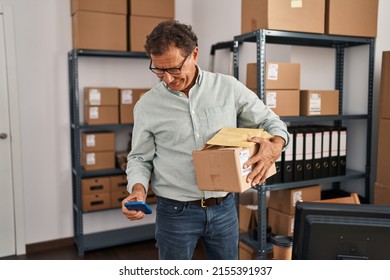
[126,66,290,201]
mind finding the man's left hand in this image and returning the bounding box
[244,136,285,186]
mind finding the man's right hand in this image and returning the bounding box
[121,184,147,221]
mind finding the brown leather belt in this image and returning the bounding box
[191,194,231,208]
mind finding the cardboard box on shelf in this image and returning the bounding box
[119,88,149,124]
[326,0,378,38]
[379,51,390,119]
[84,106,119,125]
[71,0,127,15]
[72,11,127,51]
[84,87,119,106]
[264,90,300,117]
[109,175,127,192]
[129,16,169,52]
[246,62,300,90]
[315,192,360,204]
[268,207,294,237]
[130,0,175,19]
[377,119,390,186]
[81,132,115,152]
[241,0,325,34]
[82,151,116,171]
[374,182,390,205]
[268,185,321,215]
[300,90,339,116]
[82,193,111,212]
[81,177,110,195]
[192,128,276,193]
[110,190,129,208]
[239,241,258,260]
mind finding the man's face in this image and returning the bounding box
[150,46,198,93]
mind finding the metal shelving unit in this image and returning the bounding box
[68,49,155,256]
[232,29,375,259]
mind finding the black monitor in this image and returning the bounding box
[292,201,390,260]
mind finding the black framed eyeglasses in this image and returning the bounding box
[149,54,190,76]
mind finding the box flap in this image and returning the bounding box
[206,128,272,148]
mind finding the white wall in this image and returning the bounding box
[2,0,390,247]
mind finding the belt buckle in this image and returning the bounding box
[201,198,207,208]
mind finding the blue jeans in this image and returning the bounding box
[155,194,239,260]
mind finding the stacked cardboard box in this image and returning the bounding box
[326,0,378,38]
[71,0,128,51]
[119,88,149,124]
[81,132,116,171]
[241,0,378,38]
[129,0,175,52]
[300,90,339,116]
[267,185,321,236]
[110,175,129,208]
[247,62,301,117]
[375,51,390,205]
[241,0,326,34]
[82,177,111,212]
[84,87,119,125]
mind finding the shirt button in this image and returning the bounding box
[196,133,200,138]
[191,110,195,114]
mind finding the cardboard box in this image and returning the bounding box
[268,207,294,236]
[264,90,300,116]
[241,0,325,34]
[300,90,339,116]
[82,151,115,171]
[376,119,390,186]
[110,175,127,192]
[379,51,390,119]
[84,87,119,106]
[82,193,111,212]
[84,106,119,125]
[110,190,129,208]
[119,88,149,124]
[81,177,110,195]
[192,128,276,193]
[326,0,378,38]
[72,11,127,51]
[81,132,115,152]
[71,0,127,15]
[315,192,360,204]
[268,185,321,215]
[130,0,175,19]
[246,62,300,90]
[239,241,258,260]
[374,182,390,205]
[129,16,168,52]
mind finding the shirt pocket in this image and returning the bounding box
[202,105,237,131]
